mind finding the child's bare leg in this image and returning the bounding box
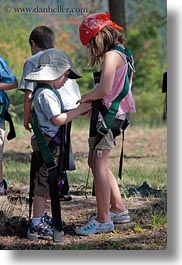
[33,195,47,218]
[108,168,127,213]
[91,149,111,223]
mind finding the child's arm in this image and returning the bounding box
[23,90,33,132]
[0,57,18,90]
[51,102,91,126]
[0,81,18,91]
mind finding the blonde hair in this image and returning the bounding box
[89,26,126,67]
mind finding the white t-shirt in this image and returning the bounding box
[58,79,81,110]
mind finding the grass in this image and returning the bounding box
[151,210,167,227]
[0,122,167,250]
[3,122,167,193]
[123,167,167,189]
[4,161,30,185]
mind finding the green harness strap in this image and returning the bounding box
[104,46,131,128]
[32,113,56,170]
[104,73,129,128]
[97,46,132,135]
[32,83,64,170]
[31,83,65,239]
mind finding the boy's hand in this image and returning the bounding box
[24,116,32,132]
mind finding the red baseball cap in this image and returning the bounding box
[79,12,124,46]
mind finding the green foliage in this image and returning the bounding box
[126,0,167,125]
[77,70,94,94]
[132,90,164,125]
[151,210,167,227]
[0,1,47,77]
[133,225,143,233]
[0,0,166,126]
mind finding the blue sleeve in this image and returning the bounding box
[0,56,17,83]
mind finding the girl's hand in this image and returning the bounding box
[78,101,92,115]
[77,94,90,104]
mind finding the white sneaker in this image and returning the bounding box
[110,210,131,224]
[75,218,114,236]
[89,210,131,224]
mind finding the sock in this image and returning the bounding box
[32,217,42,227]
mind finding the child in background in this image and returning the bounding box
[0,56,18,195]
[20,25,81,201]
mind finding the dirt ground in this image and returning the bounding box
[0,126,167,250]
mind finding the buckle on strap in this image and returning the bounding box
[46,161,57,171]
[97,120,109,136]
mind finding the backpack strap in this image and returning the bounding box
[4,110,16,140]
[0,91,16,140]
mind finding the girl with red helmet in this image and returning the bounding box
[75,13,136,236]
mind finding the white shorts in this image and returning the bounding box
[0,123,5,160]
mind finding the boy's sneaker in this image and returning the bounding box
[75,218,114,236]
[27,219,53,240]
[110,210,131,224]
[41,212,53,227]
[42,212,66,229]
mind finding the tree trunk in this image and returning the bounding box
[108,0,126,32]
